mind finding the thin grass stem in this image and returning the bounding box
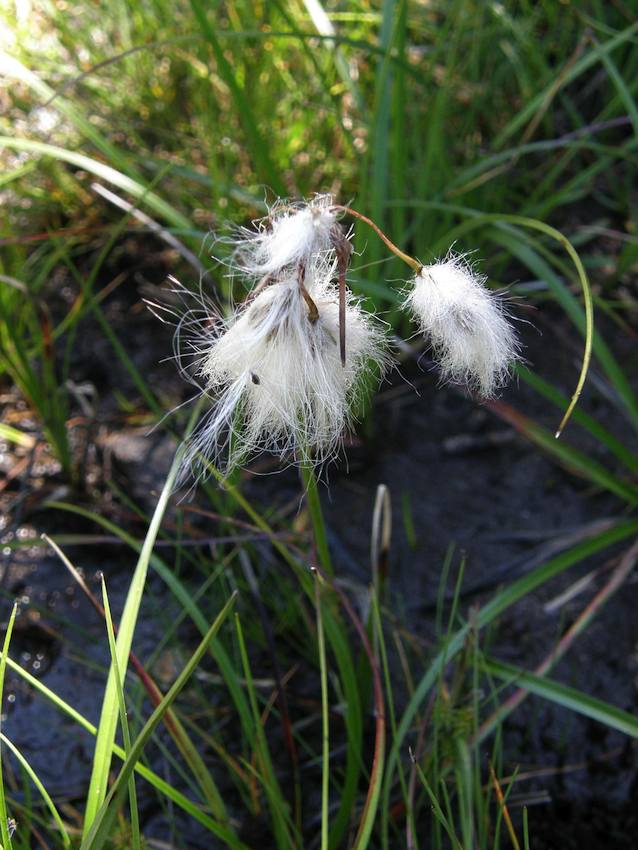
[314,570,330,850]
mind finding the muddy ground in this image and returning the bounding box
[1,238,637,848]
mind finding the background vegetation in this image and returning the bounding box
[0,1,637,848]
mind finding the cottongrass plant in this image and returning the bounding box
[170,195,521,478]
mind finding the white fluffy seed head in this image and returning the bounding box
[232,194,339,278]
[185,256,389,475]
[404,254,520,396]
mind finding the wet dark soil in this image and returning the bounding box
[2,239,637,848]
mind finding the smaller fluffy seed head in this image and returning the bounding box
[232,195,339,278]
[405,255,520,396]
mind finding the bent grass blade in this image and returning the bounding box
[0,734,70,849]
[0,136,191,235]
[442,213,594,437]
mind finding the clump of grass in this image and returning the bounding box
[4,465,638,849]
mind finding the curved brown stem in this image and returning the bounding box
[338,260,346,366]
[332,204,422,273]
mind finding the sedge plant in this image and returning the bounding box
[157,193,594,485]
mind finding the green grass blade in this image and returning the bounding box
[0,603,17,850]
[484,658,638,738]
[490,228,638,432]
[493,22,638,147]
[370,591,411,843]
[301,461,333,573]
[42,527,234,829]
[413,760,464,850]
[0,424,33,449]
[0,734,70,849]
[314,572,329,850]
[351,606,386,850]
[0,52,145,181]
[45,500,254,748]
[326,616,363,848]
[368,0,397,245]
[0,137,191,233]
[595,38,638,137]
[101,577,141,850]
[203,466,364,849]
[454,739,475,850]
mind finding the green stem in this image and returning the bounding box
[300,460,333,574]
[314,572,330,850]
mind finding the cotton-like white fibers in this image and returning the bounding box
[232,194,339,278]
[405,255,520,396]
[169,197,523,480]
[185,257,389,474]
